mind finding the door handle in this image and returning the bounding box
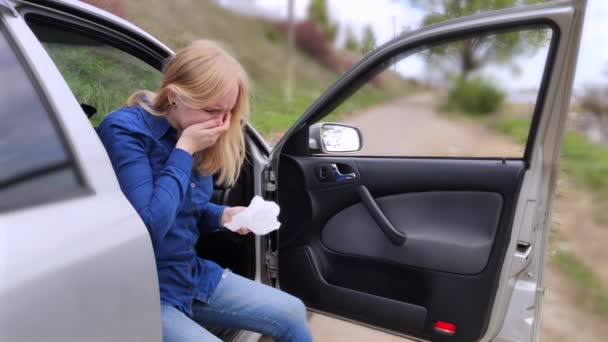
[316,163,357,183]
[357,185,407,246]
[331,164,356,182]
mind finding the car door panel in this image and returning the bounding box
[322,190,503,274]
[278,156,524,341]
[282,244,429,333]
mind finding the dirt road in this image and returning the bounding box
[345,94,522,158]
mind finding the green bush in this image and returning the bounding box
[445,76,505,115]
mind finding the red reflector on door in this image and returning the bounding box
[434,321,456,335]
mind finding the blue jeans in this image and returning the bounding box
[161,269,312,341]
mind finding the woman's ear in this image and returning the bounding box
[166,89,175,106]
[166,86,180,107]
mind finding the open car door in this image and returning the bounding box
[268,1,586,341]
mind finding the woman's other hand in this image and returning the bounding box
[221,206,251,235]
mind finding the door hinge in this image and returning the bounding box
[263,167,277,193]
[0,0,18,17]
[265,250,278,280]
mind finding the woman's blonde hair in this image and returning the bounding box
[127,40,249,186]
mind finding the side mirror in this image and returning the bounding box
[309,123,363,153]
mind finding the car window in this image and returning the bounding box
[321,25,553,158]
[0,28,82,211]
[25,21,162,126]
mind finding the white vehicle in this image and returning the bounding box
[0,0,586,341]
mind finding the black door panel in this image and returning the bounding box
[277,156,526,341]
[322,191,503,274]
[281,246,429,334]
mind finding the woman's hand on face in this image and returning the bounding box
[176,112,231,155]
[221,206,251,235]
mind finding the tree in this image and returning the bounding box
[360,25,377,55]
[307,0,338,43]
[343,25,359,52]
[285,0,295,102]
[408,0,548,79]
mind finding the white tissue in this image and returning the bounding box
[224,196,281,235]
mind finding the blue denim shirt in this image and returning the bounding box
[97,105,226,317]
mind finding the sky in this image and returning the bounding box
[221,0,608,94]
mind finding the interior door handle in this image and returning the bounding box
[331,164,356,182]
[357,185,407,246]
[316,163,357,183]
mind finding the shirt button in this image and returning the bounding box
[190,182,196,188]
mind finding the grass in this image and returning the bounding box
[492,115,530,145]
[120,0,408,138]
[121,0,343,137]
[560,133,608,203]
[249,76,404,136]
[44,43,161,126]
[249,82,324,135]
[552,250,608,316]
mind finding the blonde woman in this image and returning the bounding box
[97,40,311,342]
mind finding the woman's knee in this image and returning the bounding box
[282,295,307,323]
[272,292,306,324]
[273,294,312,341]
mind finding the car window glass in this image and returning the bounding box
[0,28,81,211]
[320,26,553,158]
[26,22,162,126]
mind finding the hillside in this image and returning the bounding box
[121,0,405,137]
